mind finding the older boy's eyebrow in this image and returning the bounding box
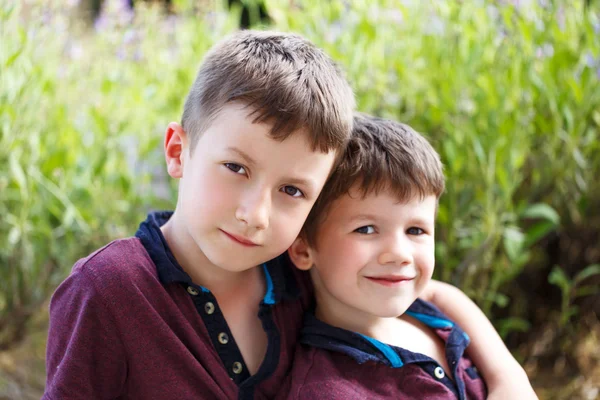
[226,146,315,191]
[226,146,257,166]
[284,177,315,192]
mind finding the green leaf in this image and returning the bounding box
[497,317,531,338]
[521,203,560,225]
[573,264,600,286]
[5,48,24,69]
[573,285,600,299]
[8,226,20,246]
[523,220,557,248]
[493,292,510,308]
[503,226,525,262]
[9,152,27,195]
[548,266,572,295]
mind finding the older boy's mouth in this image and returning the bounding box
[219,229,260,247]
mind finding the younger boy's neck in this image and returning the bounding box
[160,212,260,295]
[315,303,404,344]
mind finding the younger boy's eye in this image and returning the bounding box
[355,225,375,235]
[281,185,304,198]
[224,163,247,175]
[407,227,425,235]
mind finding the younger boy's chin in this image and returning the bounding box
[375,304,413,319]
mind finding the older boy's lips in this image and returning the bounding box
[365,275,414,287]
[219,229,260,247]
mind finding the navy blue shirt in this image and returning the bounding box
[44,211,312,400]
[277,299,487,400]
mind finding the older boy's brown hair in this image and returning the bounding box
[181,30,355,154]
[302,113,445,246]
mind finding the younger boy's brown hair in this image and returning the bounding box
[302,113,445,246]
[181,30,355,154]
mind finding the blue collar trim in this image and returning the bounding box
[262,263,276,305]
[360,334,404,368]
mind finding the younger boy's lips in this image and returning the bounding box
[365,275,414,287]
[219,229,260,247]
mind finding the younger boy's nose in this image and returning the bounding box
[377,235,413,267]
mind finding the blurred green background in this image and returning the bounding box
[1,0,599,398]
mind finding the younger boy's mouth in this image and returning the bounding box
[365,275,414,287]
[219,229,259,247]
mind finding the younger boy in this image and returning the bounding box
[283,114,535,399]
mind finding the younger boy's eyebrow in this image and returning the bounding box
[408,216,434,228]
[348,213,379,223]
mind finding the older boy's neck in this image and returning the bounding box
[160,213,259,293]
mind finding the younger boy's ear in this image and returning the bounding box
[288,237,314,271]
[164,122,188,178]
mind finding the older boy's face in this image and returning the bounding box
[178,102,336,273]
[307,187,436,324]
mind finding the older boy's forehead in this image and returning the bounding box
[207,111,335,186]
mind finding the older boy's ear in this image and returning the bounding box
[164,122,188,178]
[288,237,314,271]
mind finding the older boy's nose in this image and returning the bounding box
[235,189,270,231]
[377,235,413,266]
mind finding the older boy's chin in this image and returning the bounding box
[203,247,279,273]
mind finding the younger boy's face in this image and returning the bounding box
[173,102,337,273]
[305,187,437,323]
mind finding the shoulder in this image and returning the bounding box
[285,345,373,400]
[71,237,158,288]
[52,237,162,313]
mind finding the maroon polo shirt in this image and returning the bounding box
[278,299,487,400]
[43,211,312,400]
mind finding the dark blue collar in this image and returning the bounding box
[135,211,300,304]
[301,298,470,368]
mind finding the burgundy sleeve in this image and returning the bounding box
[43,266,127,400]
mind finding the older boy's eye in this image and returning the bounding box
[281,185,304,198]
[355,225,375,235]
[224,163,247,175]
[407,227,425,235]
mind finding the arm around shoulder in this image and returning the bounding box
[423,280,538,399]
[44,265,127,399]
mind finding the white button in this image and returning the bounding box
[187,286,199,296]
[204,302,215,314]
[232,362,243,374]
[434,366,445,379]
[218,332,229,344]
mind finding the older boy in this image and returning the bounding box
[284,114,536,399]
[44,30,354,400]
[44,30,532,400]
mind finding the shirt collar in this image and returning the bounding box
[301,298,470,368]
[135,211,300,304]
